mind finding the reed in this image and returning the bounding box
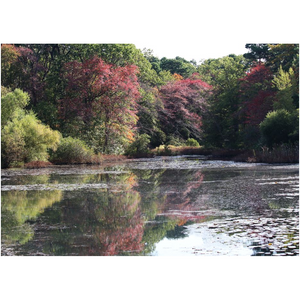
[253,145,299,163]
[24,161,53,169]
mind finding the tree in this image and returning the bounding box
[160,56,196,78]
[238,63,276,147]
[8,45,48,106]
[197,55,249,148]
[272,66,298,111]
[1,88,29,127]
[267,44,299,72]
[136,88,166,147]
[239,63,276,125]
[243,44,271,62]
[158,75,211,143]
[1,44,20,87]
[60,56,141,153]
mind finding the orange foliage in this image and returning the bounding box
[173,73,183,81]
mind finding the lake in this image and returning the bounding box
[1,156,299,256]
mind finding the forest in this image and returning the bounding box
[1,43,299,168]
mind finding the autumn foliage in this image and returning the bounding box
[1,43,298,165]
[60,56,141,151]
[239,64,276,126]
[159,76,212,141]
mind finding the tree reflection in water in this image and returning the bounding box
[2,160,297,256]
[2,167,208,255]
[1,190,63,247]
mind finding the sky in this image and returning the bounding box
[1,1,298,64]
[134,41,249,63]
[1,1,298,65]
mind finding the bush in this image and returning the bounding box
[186,138,200,147]
[21,112,61,162]
[125,134,151,157]
[1,89,61,168]
[166,135,185,147]
[1,112,60,168]
[154,144,173,156]
[50,136,96,164]
[260,109,299,147]
[1,125,26,168]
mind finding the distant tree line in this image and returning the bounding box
[1,43,299,167]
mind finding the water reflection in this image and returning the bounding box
[1,158,299,256]
[1,190,63,247]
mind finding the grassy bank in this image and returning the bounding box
[152,146,248,160]
[9,145,299,170]
[151,145,299,163]
[23,154,128,169]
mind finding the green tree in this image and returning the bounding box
[272,66,299,110]
[267,44,299,72]
[160,56,196,78]
[136,88,167,147]
[243,44,270,62]
[1,88,29,127]
[197,55,249,148]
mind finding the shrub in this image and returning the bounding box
[1,111,60,168]
[50,136,95,164]
[186,138,200,147]
[125,134,151,157]
[20,112,61,162]
[1,89,61,168]
[260,109,299,147]
[166,135,185,146]
[1,125,26,168]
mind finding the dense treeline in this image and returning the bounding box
[1,43,299,168]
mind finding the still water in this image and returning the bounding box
[1,156,299,256]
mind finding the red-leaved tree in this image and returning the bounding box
[239,63,276,126]
[1,45,46,106]
[60,56,141,152]
[238,63,276,146]
[158,74,212,141]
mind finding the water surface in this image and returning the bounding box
[1,156,299,256]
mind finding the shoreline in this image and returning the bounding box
[1,149,298,170]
